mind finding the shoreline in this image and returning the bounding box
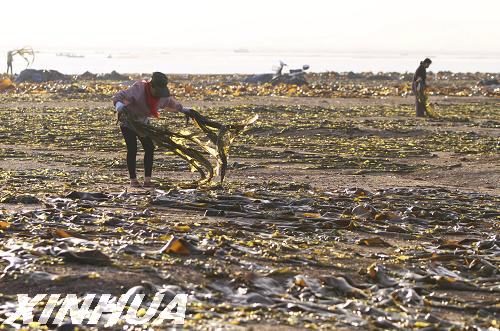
[3,70,500,77]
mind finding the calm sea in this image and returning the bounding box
[3,49,499,75]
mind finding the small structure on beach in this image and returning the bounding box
[244,61,310,85]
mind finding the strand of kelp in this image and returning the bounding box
[121,109,258,184]
[418,91,439,118]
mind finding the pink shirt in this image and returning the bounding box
[112,80,183,121]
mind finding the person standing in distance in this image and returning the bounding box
[412,58,432,117]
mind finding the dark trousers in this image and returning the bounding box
[415,97,426,117]
[412,82,426,117]
[120,126,154,179]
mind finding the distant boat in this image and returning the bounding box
[234,48,250,53]
[56,52,84,58]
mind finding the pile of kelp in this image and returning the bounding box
[121,109,258,185]
[0,185,498,329]
[2,71,499,102]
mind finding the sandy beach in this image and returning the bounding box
[0,72,499,329]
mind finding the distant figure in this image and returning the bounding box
[7,51,13,75]
[412,58,432,117]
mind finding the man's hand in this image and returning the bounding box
[417,82,425,96]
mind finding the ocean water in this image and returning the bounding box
[3,49,499,75]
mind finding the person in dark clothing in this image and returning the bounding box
[412,58,432,117]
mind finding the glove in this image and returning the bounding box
[116,101,126,113]
[116,102,127,122]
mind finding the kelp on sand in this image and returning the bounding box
[120,108,258,185]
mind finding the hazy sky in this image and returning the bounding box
[1,0,499,52]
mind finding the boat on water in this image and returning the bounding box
[234,48,250,53]
[56,52,85,58]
